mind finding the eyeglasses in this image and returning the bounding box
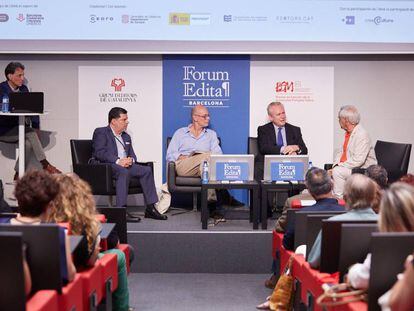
[195,114,210,119]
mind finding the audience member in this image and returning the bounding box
[399,173,414,186]
[330,106,377,198]
[347,182,414,289]
[388,252,414,311]
[12,170,76,283]
[0,62,61,179]
[48,173,131,311]
[307,174,378,269]
[365,164,388,213]
[282,168,345,251]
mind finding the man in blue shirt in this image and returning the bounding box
[162,105,242,215]
[0,62,61,178]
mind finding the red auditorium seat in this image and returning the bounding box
[26,290,59,311]
[78,262,104,310]
[99,253,119,305]
[95,214,107,223]
[117,244,131,274]
[58,274,83,311]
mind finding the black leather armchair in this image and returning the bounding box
[166,137,221,211]
[374,140,411,183]
[248,137,264,181]
[70,139,153,206]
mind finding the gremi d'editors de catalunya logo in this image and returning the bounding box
[0,14,9,22]
[98,78,137,103]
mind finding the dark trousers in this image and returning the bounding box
[111,163,158,207]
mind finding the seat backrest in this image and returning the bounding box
[368,233,414,311]
[338,223,378,281]
[320,219,377,273]
[0,232,26,310]
[375,140,412,183]
[0,224,63,293]
[293,210,345,250]
[97,207,128,244]
[70,139,93,165]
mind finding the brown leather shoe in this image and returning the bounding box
[264,274,278,289]
[44,164,62,174]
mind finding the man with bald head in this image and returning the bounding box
[331,105,377,198]
[166,105,221,176]
[163,105,241,215]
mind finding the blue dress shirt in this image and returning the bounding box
[166,125,222,162]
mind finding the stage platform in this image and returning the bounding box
[126,206,274,274]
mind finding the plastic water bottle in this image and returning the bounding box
[308,161,313,169]
[1,94,9,113]
[202,161,209,184]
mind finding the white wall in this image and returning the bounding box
[1,55,413,199]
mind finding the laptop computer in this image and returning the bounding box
[209,154,254,181]
[8,92,44,113]
[264,155,309,182]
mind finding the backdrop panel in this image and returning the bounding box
[163,55,250,202]
[250,65,334,168]
[78,65,163,186]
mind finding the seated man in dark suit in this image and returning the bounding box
[282,167,345,250]
[92,107,166,222]
[257,101,308,216]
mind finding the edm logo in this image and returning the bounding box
[275,81,294,93]
[182,65,230,107]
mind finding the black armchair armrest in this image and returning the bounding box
[167,161,177,192]
[73,163,113,194]
[136,161,154,173]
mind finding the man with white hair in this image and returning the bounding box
[331,105,377,197]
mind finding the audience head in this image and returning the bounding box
[305,167,333,199]
[191,105,210,128]
[49,174,99,251]
[338,105,360,132]
[398,174,414,187]
[267,102,286,127]
[14,169,60,218]
[343,174,376,210]
[108,107,128,134]
[366,165,388,189]
[5,62,25,89]
[379,182,414,232]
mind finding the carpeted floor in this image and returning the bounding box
[128,273,271,311]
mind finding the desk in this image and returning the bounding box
[201,181,260,230]
[0,112,48,178]
[260,181,306,229]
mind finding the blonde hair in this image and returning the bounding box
[379,182,414,232]
[343,174,376,210]
[48,174,100,253]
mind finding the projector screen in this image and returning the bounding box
[1,0,414,54]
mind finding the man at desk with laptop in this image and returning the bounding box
[257,101,309,217]
[0,62,61,179]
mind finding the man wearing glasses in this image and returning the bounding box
[166,105,221,176]
[162,105,242,215]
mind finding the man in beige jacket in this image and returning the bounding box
[331,105,377,197]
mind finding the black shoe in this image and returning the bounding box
[228,196,244,207]
[126,214,141,223]
[145,205,168,220]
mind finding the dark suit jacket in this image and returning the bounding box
[257,122,308,156]
[92,126,137,164]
